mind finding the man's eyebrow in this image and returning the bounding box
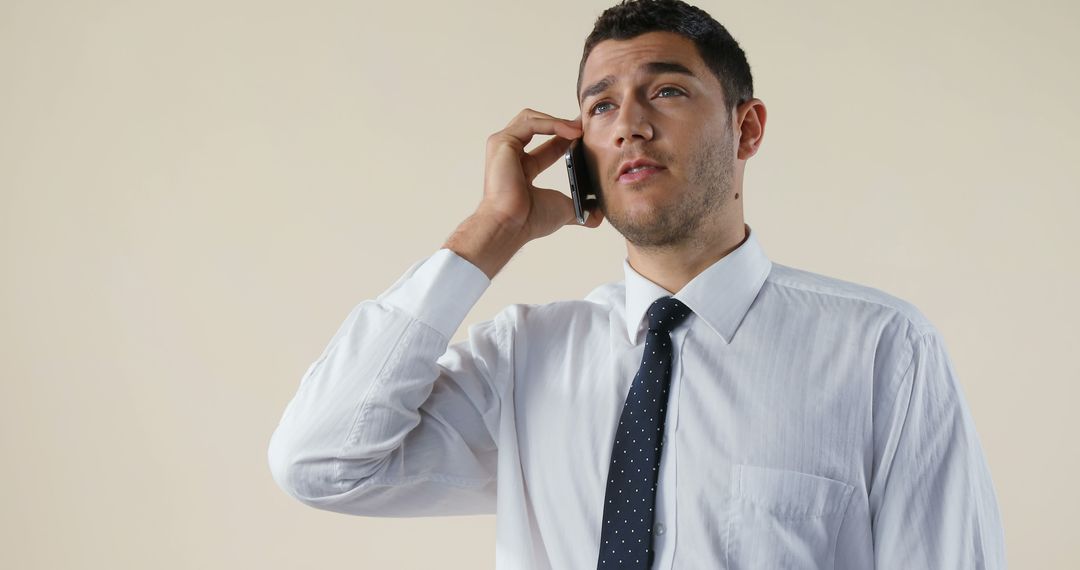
[579,61,697,103]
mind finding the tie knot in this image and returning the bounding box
[646,296,692,333]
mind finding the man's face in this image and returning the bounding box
[579,31,736,248]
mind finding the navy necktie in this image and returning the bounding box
[597,296,692,569]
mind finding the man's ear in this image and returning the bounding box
[735,98,767,161]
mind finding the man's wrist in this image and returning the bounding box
[442,211,528,280]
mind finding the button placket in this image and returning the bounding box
[652,323,688,569]
[596,297,692,569]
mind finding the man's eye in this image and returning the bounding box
[590,101,613,116]
[589,88,685,116]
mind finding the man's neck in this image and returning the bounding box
[626,220,749,294]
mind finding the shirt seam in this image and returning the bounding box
[365,471,494,489]
[410,318,502,485]
[765,278,934,336]
[869,333,921,532]
[359,310,504,489]
[337,308,421,484]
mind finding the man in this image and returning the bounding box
[267,0,1006,568]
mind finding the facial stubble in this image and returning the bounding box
[600,124,735,250]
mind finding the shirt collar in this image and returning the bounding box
[623,223,772,345]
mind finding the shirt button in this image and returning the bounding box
[655,523,666,536]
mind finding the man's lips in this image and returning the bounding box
[617,165,666,184]
[616,157,666,183]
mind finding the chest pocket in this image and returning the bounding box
[726,464,855,570]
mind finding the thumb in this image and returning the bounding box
[531,186,578,230]
[582,207,605,228]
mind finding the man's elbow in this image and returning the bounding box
[266,434,386,507]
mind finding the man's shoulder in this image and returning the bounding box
[583,279,624,306]
[765,261,937,338]
[487,279,623,329]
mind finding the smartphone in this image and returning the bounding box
[564,138,600,225]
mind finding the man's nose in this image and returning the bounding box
[612,98,654,147]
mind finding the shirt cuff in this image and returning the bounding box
[375,248,492,339]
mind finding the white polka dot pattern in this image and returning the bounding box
[596,296,691,569]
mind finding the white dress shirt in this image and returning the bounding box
[268,224,1006,569]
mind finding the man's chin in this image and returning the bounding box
[605,200,669,227]
[606,215,674,245]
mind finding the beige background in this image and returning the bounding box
[2,0,1078,567]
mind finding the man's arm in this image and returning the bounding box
[869,330,1007,567]
[267,246,505,516]
[267,109,594,516]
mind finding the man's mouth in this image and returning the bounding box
[618,165,665,184]
[617,157,666,183]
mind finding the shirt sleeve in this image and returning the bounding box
[869,330,1007,568]
[267,248,508,517]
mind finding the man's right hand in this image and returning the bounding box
[479,108,605,241]
[443,109,605,280]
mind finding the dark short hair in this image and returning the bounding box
[577,0,754,116]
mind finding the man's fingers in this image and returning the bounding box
[523,134,576,180]
[500,108,581,149]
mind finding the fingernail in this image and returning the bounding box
[583,210,591,224]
